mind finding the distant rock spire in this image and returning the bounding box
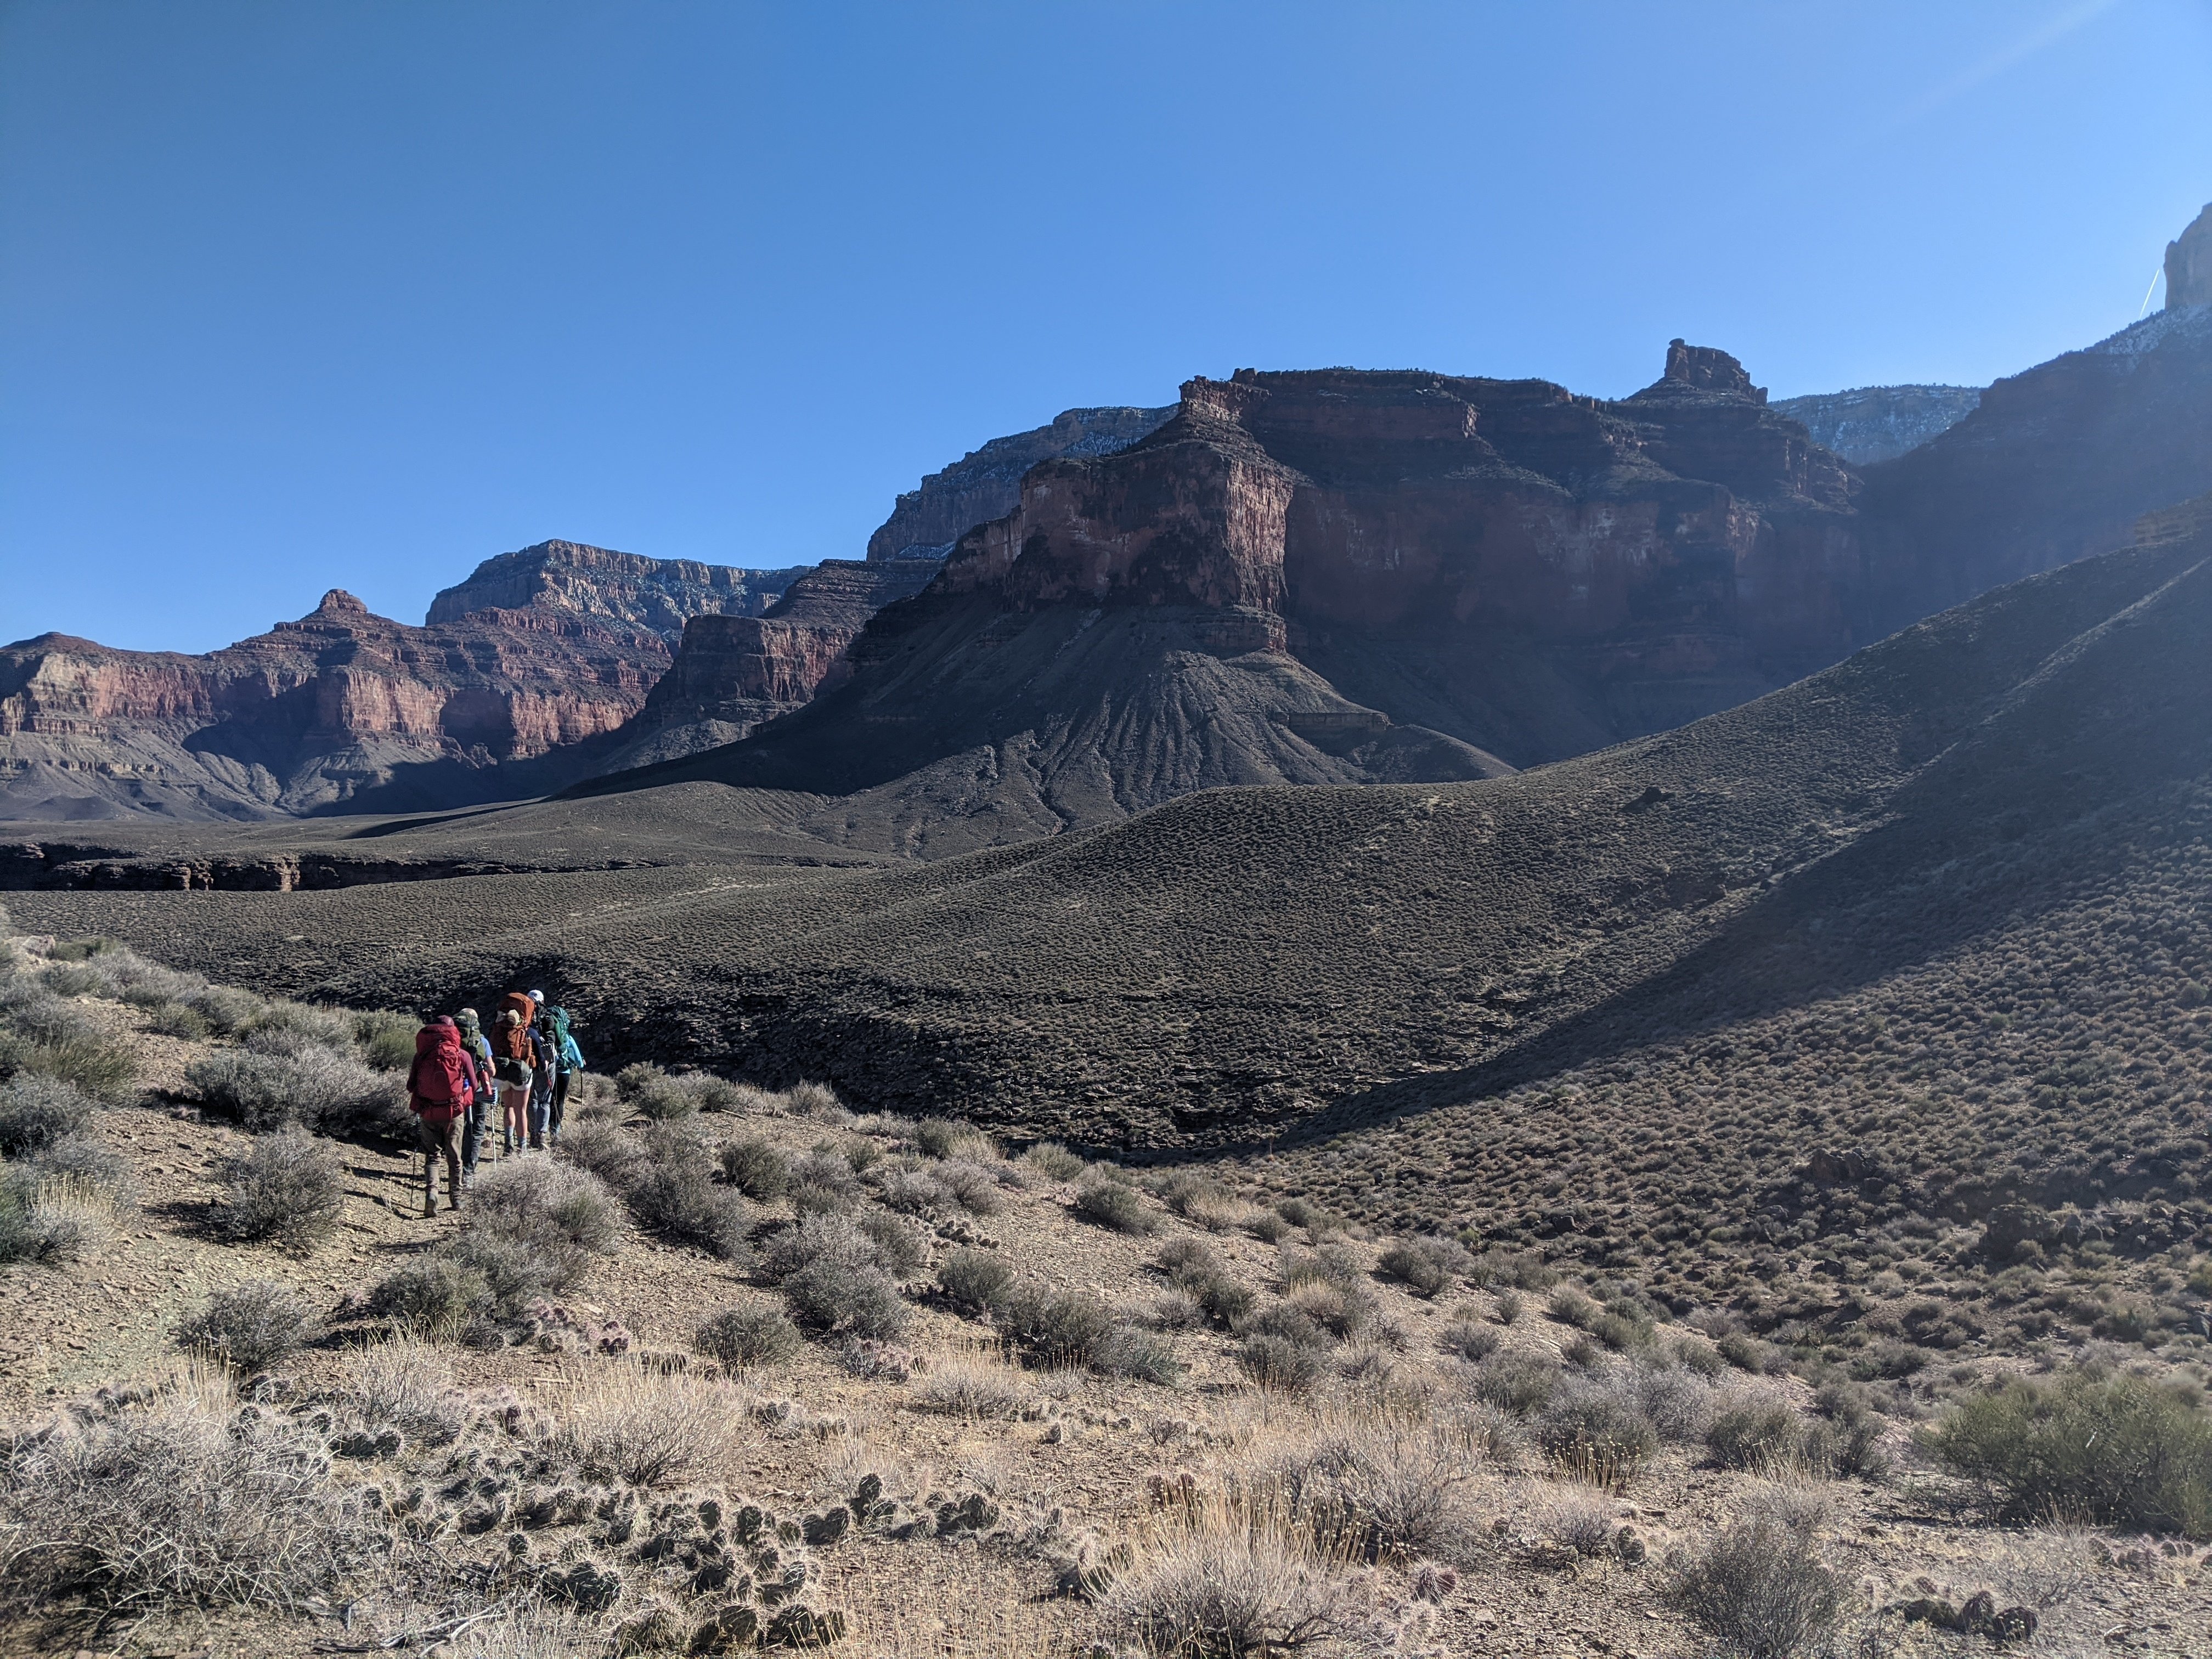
[1661,339,1767,403]
[2167,202,2212,309]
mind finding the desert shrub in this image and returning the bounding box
[1237,1334,1327,1392]
[1149,1289,1205,1330]
[929,1249,1012,1318]
[695,1304,803,1370]
[1020,1141,1087,1181]
[0,1008,134,1100]
[789,1146,860,1199]
[0,1166,113,1265]
[1537,1386,1658,1487]
[933,1156,1005,1217]
[23,1133,133,1205]
[613,1060,668,1103]
[185,984,263,1034]
[218,1129,345,1250]
[1243,1210,1292,1244]
[1377,1234,1473,1297]
[0,1072,93,1154]
[1075,1176,1156,1234]
[1468,1350,1562,1417]
[1193,1273,1257,1328]
[1547,1286,1601,1329]
[40,961,115,997]
[627,1127,750,1260]
[763,1212,887,1279]
[146,1001,213,1039]
[187,1047,407,1139]
[873,1164,951,1215]
[0,1367,374,1608]
[557,1364,744,1487]
[1274,1196,1337,1233]
[1590,1308,1654,1352]
[1469,1249,1556,1291]
[1157,1171,1247,1231]
[1534,1483,1618,1556]
[1093,1323,1183,1386]
[999,1283,1113,1364]
[1235,1301,1332,1352]
[370,1256,492,1339]
[915,1115,994,1160]
[117,962,204,1008]
[783,1080,845,1119]
[1925,1370,2212,1537]
[1284,1279,1375,1339]
[855,1210,928,1278]
[1666,1497,1841,1659]
[1159,1237,1222,1281]
[1494,1290,1523,1323]
[244,1000,354,1053]
[558,1118,641,1190]
[915,1346,1031,1417]
[1103,1519,1343,1657]
[1676,1335,1726,1378]
[448,1228,576,1313]
[1718,1331,1774,1374]
[1277,1421,1476,1561]
[334,1336,464,1443]
[469,1157,622,1257]
[719,1136,790,1200]
[1437,1317,1500,1363]
[1707,1402,1803,1473]
[1627,1362,1718,1444]
[350,1011,418,1073]
[782,1254,909,1338]
[173,1279,318,1373]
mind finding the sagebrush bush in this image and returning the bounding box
[1235,1301,1332,1353]
[146,1001,213,1040]
[0,1072,93,1155]
[1537,1386,1658,1488]
[22,1132,134,1206]
[0,1367,374,1609]
[915,1116,994,1160]
[557,1364,744,1487]
[1284,1279,1374,1339]
[243,1000,354,1056]
[1238,1334,1326,1392]
[469,1158,622,1257]
[0,1165,112,1265]
[448,1227,578,1313]
[349,1011,418,1073]
[1468,1350,1562,1416]
[1707,1402,1803,1474]
[696,1304,803,1369]
[0,1005,134,1099]
[1666,1498,1841,1659]
[370,1256,492,1339]
[1277,1420,1477,1562]
[1075,1176,1156,1234]
[782,1253,909,1338]
[188,1048,407,1138]
[1103,1519,1344,1657]
[1437,1317,1500,1363]
[185,984,263,1034]
[173,1279,318,1373]
[933,1156,1005,1217]
[558,1118,642,1190]
[1377,1234,1473,1297]
[874,1165,951,1215]
[719,1136,790,1199]
[218,1129,345,1250]
[998,1283,1113,1364]
[938,1248,1017,1313]
[853,1210,929,1278]
[1092,1323,1183,1386]
[1020,1141,1087,1181]
[625,1126,750,1260]
[1926,1370,2212,1537]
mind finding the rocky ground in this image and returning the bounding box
[3,932,2211,1658]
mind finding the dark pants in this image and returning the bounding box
[549,1069,571,1137]
[460,1093,488,1175]
[417,1111,461,1200]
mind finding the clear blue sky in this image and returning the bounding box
[4,0,2210,653]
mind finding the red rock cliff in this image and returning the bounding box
[0,590,673,820]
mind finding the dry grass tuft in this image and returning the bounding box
[555,1362,747,1487]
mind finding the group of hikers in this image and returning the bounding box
[402,990,586,1216]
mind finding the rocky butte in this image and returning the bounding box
[426,539,810,640]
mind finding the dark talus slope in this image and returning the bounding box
[0,591,673,822]
[1770,384,1982,464]
[18,525,2204,1189]
[426,539,810,640]
[1856,304,2212,625]
[865,405,1175,562]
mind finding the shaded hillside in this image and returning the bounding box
[1857,304,2212,625]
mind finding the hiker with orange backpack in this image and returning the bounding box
[407,1015,482,1216]
[492,1007,533,1154]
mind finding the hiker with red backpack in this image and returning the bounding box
[407,1015,483,1216]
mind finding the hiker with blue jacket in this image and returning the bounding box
[545,1005,585,1147]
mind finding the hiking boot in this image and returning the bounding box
[422,1190,438,1218]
